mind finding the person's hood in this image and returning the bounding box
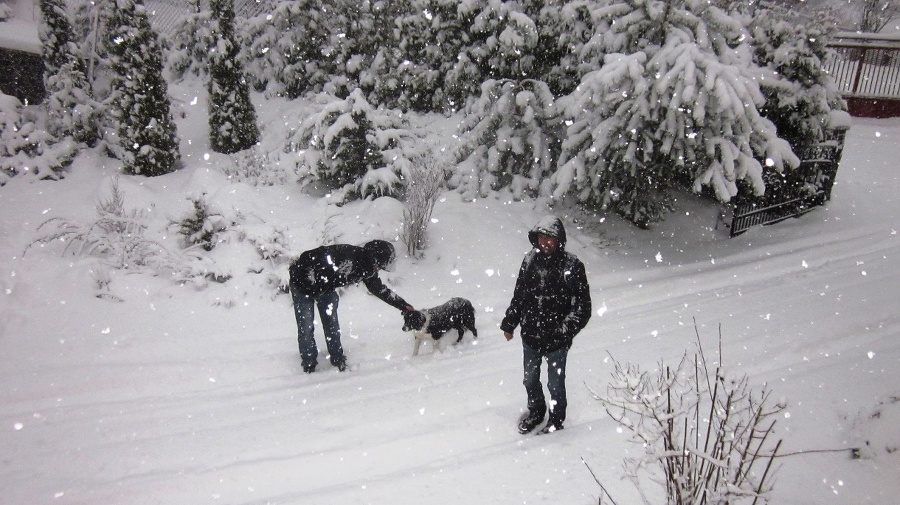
[528,216,567,251]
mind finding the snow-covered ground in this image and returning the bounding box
[1,82,898,504]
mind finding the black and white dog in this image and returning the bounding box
[402,297,478,356]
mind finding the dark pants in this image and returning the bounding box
[291,288,344,369]
[522,342,569,424]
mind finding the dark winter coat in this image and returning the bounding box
[288,244,410,311]
[500,217,592,354]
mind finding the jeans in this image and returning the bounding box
[291,289,343,369]
[522,342,569,423]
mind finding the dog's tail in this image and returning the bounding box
[464,302,478,338]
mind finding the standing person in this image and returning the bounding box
[288,239,414,373]
[501,216,591,434]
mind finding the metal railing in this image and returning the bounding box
[827,34,900,99]
[144,0,267,35]
[729,128,848,237]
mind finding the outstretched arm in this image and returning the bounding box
[363,274,413,312]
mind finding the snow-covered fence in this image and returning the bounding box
[826,33,900,118]
[730,125,849,237]
[142,0,266,35]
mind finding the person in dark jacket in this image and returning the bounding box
[288,239,413,373]
[501,216,591,434]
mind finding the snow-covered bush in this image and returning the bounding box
[223,146,291,186]
[104,0,181,176]
[595,344,785,504]
[402,151,445,258]
[0,92,76,185]
[288,89,418,203]
[553,0,799,228]
[173,195,231,252]
[451,79,561,200]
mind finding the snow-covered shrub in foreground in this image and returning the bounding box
[594,338,785,504]
[288,89,418,203]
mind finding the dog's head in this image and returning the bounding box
[402,310,427,332]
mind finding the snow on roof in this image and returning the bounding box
[0,17,41,54]
[0,0,40,54]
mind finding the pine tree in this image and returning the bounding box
[289,88,417,201]
[382,0,480,112]
[208,0,259,154]
[750,8,845,148]
[553,0,799,228]
[244,0,338,98]
[104,0,180,176]
[167,0,212,81]
[38,0,100,146]
[451,79,561,200]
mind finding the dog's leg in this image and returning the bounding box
[412,335,422,357]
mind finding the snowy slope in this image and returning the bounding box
[1,83,898,504]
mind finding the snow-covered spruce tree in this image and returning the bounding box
[553,0,798,228]
[533,0,596,98]
[39,0,100,147]
[451,79,561,200]
[749,8,846,149]
[379,0,474,112]
[166,0,212,81]
[208,0,259,154]
[288,89,419,202]
[447,0,542,110]
[244,0,346,98]
[0,92,76,185]
[104,0,180,176]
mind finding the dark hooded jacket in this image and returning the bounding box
[500,217,592,354]
[288,244,409,311]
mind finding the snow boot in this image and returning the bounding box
[540,419,564,434]
[518,411,545,434]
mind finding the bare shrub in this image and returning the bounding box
[592,325,784,505]
[28,177,169,270]
[402,152,445,258]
